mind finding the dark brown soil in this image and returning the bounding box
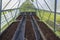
[0,15,22,40]
[0,22,19,40]
[16,15,22,20]
[1,14,60,40]
[25,16,36,40]
[33,16,60,40]
[34,16,40,20]
[37,19,60,40]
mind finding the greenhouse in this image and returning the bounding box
[0,0,60,40]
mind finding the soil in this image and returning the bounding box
[0,22,19,40]
[0,15,22,40]
[25,16,36,40]
[34,15,40,20]
[34,16,60,40]
[16,15,22,20]
[1,14,60,40]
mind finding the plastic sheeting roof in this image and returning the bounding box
[2,0,26,10]
[31,0,60,13]
[2,0,60,13]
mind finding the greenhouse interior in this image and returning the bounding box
[0,0,60,40]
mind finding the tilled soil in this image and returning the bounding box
[37,20,60,40]
[16,15,22,20]
[34,16,40,20]
[25,16,36,40]
[0,16,22,40]
[1,14,60,40]
[0,22,19,40]
[34,16,60,40]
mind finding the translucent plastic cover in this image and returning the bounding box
[2,0,26,10]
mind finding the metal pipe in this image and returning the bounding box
[3,12,9,26]
[31,16,47,40]
[14,0,20,19]
[0,0,2,35]
[37,0,45,20]
[37,0,44,9]
[1,8,20,12]
[43,0,52,21]
[11,1,18,8]
[12,16,26,40]
[44,0,52,11]
[13,0,21,20]
[54,0,57,32]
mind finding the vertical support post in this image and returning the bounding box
[54,0,57,32]
[0,0,2,34]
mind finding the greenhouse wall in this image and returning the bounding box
[31,0,60,37]
[1,0,26,33]
[0,0,60,38]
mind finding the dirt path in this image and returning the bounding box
[0,22,19,40]
[25,16,36,40]
[0,16,22,40]
[1,14,60,40]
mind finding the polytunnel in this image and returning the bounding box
[0,0,60,40]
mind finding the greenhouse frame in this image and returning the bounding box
[0,0,60,40]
